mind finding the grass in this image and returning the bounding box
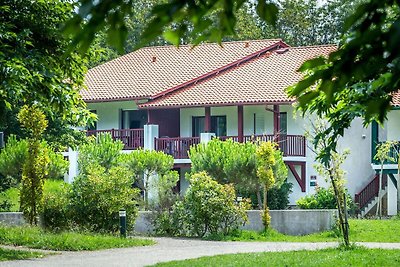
[207,219,400,243]
[0,179,64,212]
[0,225,155,251]
[0,187,20,212]
[152,247,400,267]
[0,247,44,261]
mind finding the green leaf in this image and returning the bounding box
[256,1,278,26]
[298,57,326,72]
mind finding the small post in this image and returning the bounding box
[119,209,126,238]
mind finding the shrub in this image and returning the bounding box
[0,136,28,190]
[148,171,181,235]
[78,133,124,174]
[69,165,139,233]
[47,151,68,180]
[297,187,354,210]
[267,181,293,210]
[125,149,174,209]
[0,136,68,186]
[42,180,71,231]
[0,187,20,212]
[176,172,248,237]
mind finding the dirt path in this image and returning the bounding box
[1,238,400,267]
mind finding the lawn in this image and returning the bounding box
[0,187,20,212]
[0,226,154,251]
[153,247,400,267]
[208,219,400,243]
[0,248,44,261]
[0,180,64,212]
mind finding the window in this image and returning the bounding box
[121,110,147,129]
[279,112,287,134]
[253,113,265,134]
[211,116,227,136]
[192,116,227,137]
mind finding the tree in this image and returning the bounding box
[78,133,124,174]
[190,139,262,208]
[18,106,50,225]
[256,141,276,230]
[190,139,258,192]
[307,119,350,246]
[125,150,174,209]
[260,0,363,46]
[190,138,288,209]
[0,0,94,147]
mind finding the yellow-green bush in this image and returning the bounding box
[176,172,248,237]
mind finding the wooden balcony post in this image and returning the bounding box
[273,105,280,136]
[205,107,211,133]
[273,105,280,155]
[238,105,244,143]
[147,109,152,124]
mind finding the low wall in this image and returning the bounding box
[1,209,338,236]
[244,210,337,235]
[0,212,25,226]
[135,209,338,236]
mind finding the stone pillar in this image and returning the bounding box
[66,147,78,184]
[200,132,215,144]
[387,176,398,215]
[144,124,159,151]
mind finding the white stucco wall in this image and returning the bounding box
[338,118,374,197]
[387,110,400,141]
[87,101,138,130]
[89,101,376,205]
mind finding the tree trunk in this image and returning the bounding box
[397,158,400,214]
[263,184,267,211]
[144,174,149,210]
[329,169,349,247]
[256,184,262,210]
[343,193,349,245]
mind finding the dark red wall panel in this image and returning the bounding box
[149,109,180,137]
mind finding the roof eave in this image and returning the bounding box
[139,100,295,110]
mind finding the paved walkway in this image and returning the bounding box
[1,238,400,267]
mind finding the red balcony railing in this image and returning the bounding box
[155,137,201,159]
[355,174,388,213]
[156,134,306,158]
[216,134,306,157]
[86,128,144,150]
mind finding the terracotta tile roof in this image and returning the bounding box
[82,39,284,102]
[140,45,337,108]
[392,91,400,107]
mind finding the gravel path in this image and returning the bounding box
[1,238,400,267]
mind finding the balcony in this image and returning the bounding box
[155,137,201,159]
[85,127,306,159]
[154,134,306,159]
[86,128,144,150]
[372,141,400,164]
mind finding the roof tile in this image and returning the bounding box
[82,39,283,102]
[141,45,337,108]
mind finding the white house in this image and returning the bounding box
[72,39,398,215]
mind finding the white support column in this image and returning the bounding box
[144,124,159,151]
[200,132,215,144]
[387,175,398,215]
[144,124,159,202]
[66,147,78,184]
